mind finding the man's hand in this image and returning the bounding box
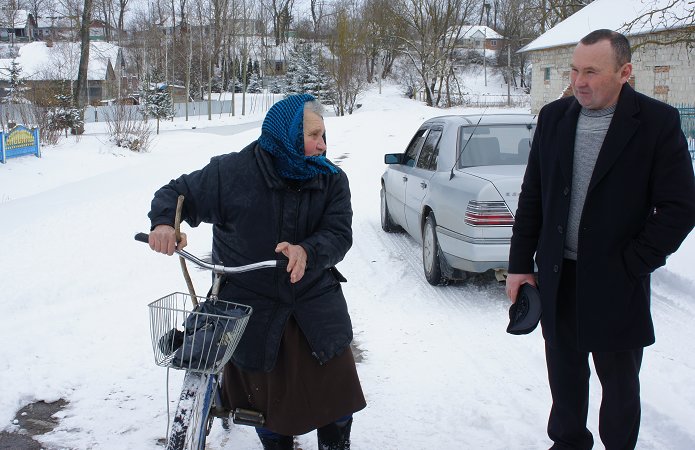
[275,242,307,283]
[506,273,536,303]
[149,224,187,256]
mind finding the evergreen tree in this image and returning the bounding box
[144,85,174,134]
[247,72,263,93]
[2,60,26,104]
[284,43,334,102]
[269,77,284,94]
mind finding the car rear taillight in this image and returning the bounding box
[464,201,515,226]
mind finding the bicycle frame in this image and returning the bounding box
[135,231,276,449]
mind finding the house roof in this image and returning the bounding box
[460,25,503,40]
[0,9,32,28]
[520,0,693,53]
[35,16,74,29]
[0,41,121,81]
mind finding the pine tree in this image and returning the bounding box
[247,72,263,93]
[144,85,174,134]
[284,43,334,102]
[2,60,26,104]
[269,77,284,94]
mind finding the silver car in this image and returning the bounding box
[380,114,537,285]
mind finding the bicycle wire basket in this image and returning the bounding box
[148,292,252,374]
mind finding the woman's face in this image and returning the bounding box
[303,111,326,157]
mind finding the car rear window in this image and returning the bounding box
[458,124,536,167]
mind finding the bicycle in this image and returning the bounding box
[135,232,278,450]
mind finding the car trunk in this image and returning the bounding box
[460,165,526,216]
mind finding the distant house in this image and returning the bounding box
[34,17,114,42]
[0,41,130,105]
[89,19,110,41]
[34,16,74,41]
[457,25,504,51]
[520,0,695,113]
[0,9,36,42]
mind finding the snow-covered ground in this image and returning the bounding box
[1,82,694,449]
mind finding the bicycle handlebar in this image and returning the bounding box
[134,232,280,274]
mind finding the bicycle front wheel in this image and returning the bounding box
[167,372,215,450]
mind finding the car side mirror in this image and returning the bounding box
[384,153,404,164]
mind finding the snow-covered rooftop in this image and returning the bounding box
[0,9,32,28]
[0,41,121,81]
[520,0,693,52]
[35,16,74,29]
[460,25,503,40]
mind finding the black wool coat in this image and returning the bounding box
[149,142,354,371]
[509,84,695,351]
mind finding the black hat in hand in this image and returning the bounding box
[506,283,542,335]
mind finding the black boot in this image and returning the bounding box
[258,434,294,450]
[317,418,352,450]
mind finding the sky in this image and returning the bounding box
[1,76,694,449]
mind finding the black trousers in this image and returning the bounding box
[546,259,643,450]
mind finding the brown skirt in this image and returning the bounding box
[221,316,367,436]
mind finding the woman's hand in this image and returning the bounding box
[275,242,307,283]
[149,224,187,255]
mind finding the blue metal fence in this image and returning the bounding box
[675,104,695,160]
[0,125,41,164]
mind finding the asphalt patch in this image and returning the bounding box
[0,399,68,449]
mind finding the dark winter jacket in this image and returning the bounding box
[148,141,354,371]
[509,83,695,351]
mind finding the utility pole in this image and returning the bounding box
[483,2,490,87]
[507,43,511,106]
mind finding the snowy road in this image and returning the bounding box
[1,87,693,449]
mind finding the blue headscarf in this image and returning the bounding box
[258,94,339,180]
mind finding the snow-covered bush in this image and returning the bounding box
[47,107,84,138]
[104,104,153,153]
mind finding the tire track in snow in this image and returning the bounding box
[343,217,551,448]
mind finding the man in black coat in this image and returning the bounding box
[506,29,695,449]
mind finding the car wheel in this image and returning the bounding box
[423,213,445,285]
[380,187,397,232]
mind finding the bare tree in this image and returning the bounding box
[326,2,367,115]
[56,0,84,38]
[74,0,92,134]
[524,0,594,33]
[3,0,21,47]
[621,0,694,49]
[26,0,50,29]
[394,0,476,107]
[493,0,540,89]
[309,0,327,38]
[360,0,405,83]
[264,0,294,45]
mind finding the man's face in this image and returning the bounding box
[570,40,632,110]
[303,110,326,157]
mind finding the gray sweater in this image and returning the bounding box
[564,105,616,259]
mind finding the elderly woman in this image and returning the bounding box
[146,94,365,449]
